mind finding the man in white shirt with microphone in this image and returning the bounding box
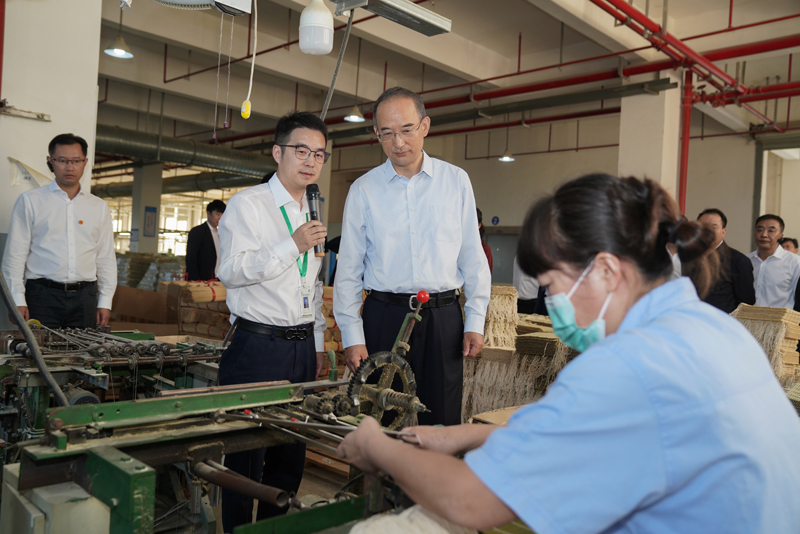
[215,111,328,531]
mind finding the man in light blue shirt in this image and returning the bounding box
[333,87,491,425]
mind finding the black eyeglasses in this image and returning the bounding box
[279,145,331,164]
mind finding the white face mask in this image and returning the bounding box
[545,258,613,353]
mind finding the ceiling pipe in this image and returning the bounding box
[0,0,5,102]
[213,34,800,147]
[334,107,622,149]
[696,80,800,105]
[95,125,275,177]
[92,171,267,199]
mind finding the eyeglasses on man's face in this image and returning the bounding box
[375,119,425,143]
[51,158,87,166]
[279,145,331,164]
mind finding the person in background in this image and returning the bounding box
[215,111,328,531]
[477,208,493,274]
[336,174,800,533]
[780,237,798,254]
[334,86,491,427]
[2,133,116,329]
[696,208,755,313]
[513,256,539,314]
[747,214,800,310]
[185,200,226,281]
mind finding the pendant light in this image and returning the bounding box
[344,38,366,123]
[499,126,514,162]
[104,8,134,59]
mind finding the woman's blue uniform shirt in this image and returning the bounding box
[466,278,800,534]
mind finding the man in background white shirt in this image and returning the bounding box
[2,133,116,328]
[216,111,328,531]
[334,87,491,426]
[747,214,800,309]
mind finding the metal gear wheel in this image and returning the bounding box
[347,351,427,430]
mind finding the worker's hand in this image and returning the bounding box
[291,220,327,254]
[336,416,385,473]
[344,344,369,373]
[97,308,111,327]
[463,332,484,357]
[316,351,326,378]
[9,306,29,325]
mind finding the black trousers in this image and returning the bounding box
[517,298,538,315]
[24,280,98,329]
[218,327,316,533]
[363,295,464,426]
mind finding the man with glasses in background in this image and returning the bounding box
[2,133,116,329]
[215,111,329,531]
[334,87,491,426]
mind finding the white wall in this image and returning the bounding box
[779,158,800,241]
[0,0,103,235]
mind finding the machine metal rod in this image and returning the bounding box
[220,413,420,442]
[268,425,340,456]
[192,461,289,508]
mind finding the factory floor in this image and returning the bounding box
[212,465,349,533]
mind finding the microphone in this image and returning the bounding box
[306,184,325,257]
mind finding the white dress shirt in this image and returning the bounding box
[2,180,117,309]
[669,247,682,280]
[747,245,800,308]
[207,221,220,275]
[512,257,540,300]
[333,152,491,348]
[216,176,325,351]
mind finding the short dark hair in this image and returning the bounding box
[780,237,798,249]
[373,87,427,122]
[207,200,226,214]
[49,133,88,157]
[274,111,328,148]
[697,208,727,228]
[476,207,484,239]
[755,214,785,232]
[518,174,719,297]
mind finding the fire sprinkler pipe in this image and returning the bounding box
[678,71,693,215]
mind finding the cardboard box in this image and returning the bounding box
[111,286,168,324]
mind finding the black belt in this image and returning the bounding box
[237,318,314,341]
[29,279,95,292]
[367,289,459,309]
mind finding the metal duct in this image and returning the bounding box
[95,125,274,177]
[92,171,265,199]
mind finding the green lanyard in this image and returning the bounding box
[279,206,309,278]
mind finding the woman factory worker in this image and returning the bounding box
[337,173,800,533]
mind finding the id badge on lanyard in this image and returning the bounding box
[280,205,314,319]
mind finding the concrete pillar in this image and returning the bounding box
[130,163,163,253]
[0,0,102,329]
[617,72,681,199]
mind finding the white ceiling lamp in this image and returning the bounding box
[104,8,134,59]
[299,0,334,55]
[499,126,515,162]
[344,38,366,123]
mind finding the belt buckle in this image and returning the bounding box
[285,328,308,341]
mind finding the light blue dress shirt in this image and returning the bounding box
[466,278,800,534]
[333,153,491,348]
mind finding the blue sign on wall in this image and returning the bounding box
[143,206,158,238]
[491,216,500,226]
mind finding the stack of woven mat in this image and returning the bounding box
[731,304,800,385]
[462,286,575,423]
[159,281,231,340]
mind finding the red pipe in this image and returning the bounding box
[678,71,693,215]
[707,88,800,106]
[335,107,621,149]
[465,142,618,161]
[697,80,800,105]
